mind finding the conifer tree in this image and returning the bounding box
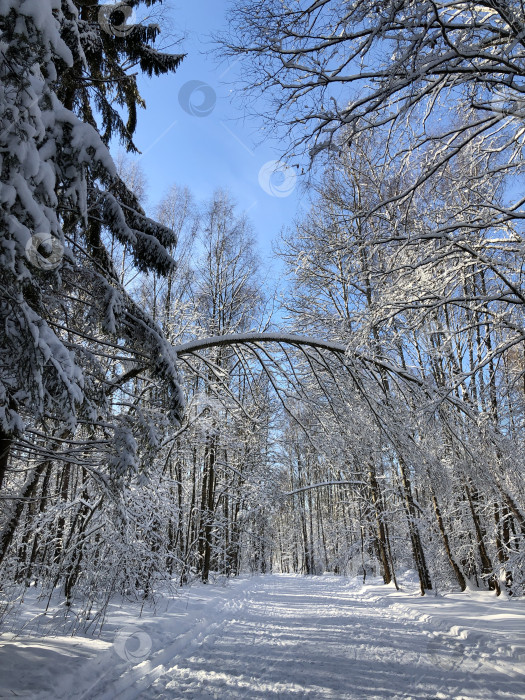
[60,1,184,152]
[0,0,184,492]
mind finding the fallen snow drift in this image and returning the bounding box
[1,574,524,699]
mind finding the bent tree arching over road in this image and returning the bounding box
[174,332,424,386]
[171,331,525,596]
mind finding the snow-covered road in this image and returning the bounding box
[115,576,525,700]
[2,574,525,699]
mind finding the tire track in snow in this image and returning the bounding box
[141,576,454,699]
[63,575,525,700]
[100,590,252,700]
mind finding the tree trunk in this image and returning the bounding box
[0,462,48,569]
[368,463,392,585]
[430,487,466,590]
[465,482,500,594]
[200,434,216,583]
[0,428,11,492]
[398,458,432,594]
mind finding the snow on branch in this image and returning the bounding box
[173,332,425,386]
[174,332,346,355]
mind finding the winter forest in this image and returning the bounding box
[1,1,525,698]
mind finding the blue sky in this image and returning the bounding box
[121,0,306,271]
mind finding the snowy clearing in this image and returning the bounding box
[1,574,524,699]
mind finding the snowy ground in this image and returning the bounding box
[1,573,524,699]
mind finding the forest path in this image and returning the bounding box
[87,574,525,700]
